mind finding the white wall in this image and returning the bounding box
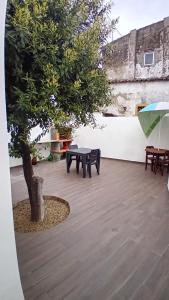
[9,126,51,167]
[73,113,169,163]
[0,1,24,299]
[10,112,169,166]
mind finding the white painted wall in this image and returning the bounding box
[8,126,51,167]
[10,112,169,166]
[9,126,51,167]
[73,113,169,163]
[0,1,24,299]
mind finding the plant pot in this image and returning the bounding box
[32,157,37,165]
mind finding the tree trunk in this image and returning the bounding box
[21,142,45,222]
[32,176,45,222]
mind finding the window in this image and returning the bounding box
[135,103,147,115]
[144,52,154,66]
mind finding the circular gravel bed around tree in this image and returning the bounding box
[13,195,70,233]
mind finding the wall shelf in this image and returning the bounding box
[50,139,72,157]
[36,127,72,159]
[37,139,72,144]
[51,149,68,154]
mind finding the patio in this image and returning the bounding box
[11,158,169,300]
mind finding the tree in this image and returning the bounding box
[5,0,112,222]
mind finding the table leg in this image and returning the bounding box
[66,153,70,173]
[82,155,87,178]
[154,155,161,174]
[153,157,157,174]
[76,155,80,174]
[97,156,100,174]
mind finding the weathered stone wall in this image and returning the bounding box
[108,81,169,116]
[105,17,169,81]
[135,20,164,79]
[161,17,169,77]
[104,34,130,81]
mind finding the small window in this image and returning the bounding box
[144,52,154,66]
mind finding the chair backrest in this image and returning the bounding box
[164,150,169,160]
[145,146,154,157]
[146,145,154,149]
[89,149,101,163]
[157,150,169,162]
[69,144,78,150]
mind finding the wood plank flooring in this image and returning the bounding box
[11,159,169,300]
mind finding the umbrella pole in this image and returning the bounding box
[158,112,162,150]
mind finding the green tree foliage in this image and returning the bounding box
[5,0,112,220]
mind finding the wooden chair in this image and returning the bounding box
[145,146,156,172]
[86,149,101,178]
[158,151,169,176]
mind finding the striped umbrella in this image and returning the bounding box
[138,102,169,137]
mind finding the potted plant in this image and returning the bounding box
[58,126,72,140]
[31,148,43,165]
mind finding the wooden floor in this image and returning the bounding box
[11,159,169,300]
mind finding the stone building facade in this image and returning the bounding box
[104,17,169,116]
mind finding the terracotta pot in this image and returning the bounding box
[32,157,37,165]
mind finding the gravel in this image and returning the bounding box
[13,195,70,233]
